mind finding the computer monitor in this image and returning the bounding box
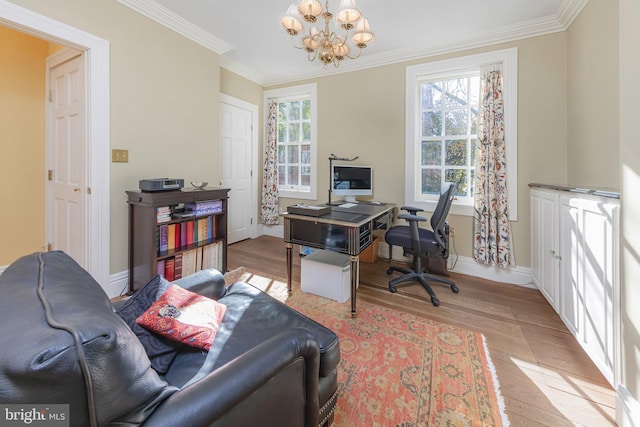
[331,165,373,203]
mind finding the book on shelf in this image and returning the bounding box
[167,224,176,250]
[164,257,175,281]
[186,220,194,245]
[174,223,181,250]
[158,225,169,253]
[197,218,208,242]
[195,247,203,272]
[157,259,165,276]
[182,248,197,276]
[174,254,183,280]
[180,223,187,248]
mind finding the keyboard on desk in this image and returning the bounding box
[338,203,358,208]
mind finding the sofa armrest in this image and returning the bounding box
[172,268,227,300]
[142,328,321,427]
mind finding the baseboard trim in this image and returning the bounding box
[616,385,640,427]
[0,264,6,276]
[260,224,284,238]
[106,269,129,299]
[251,230,535,287]
[378,241,534,287]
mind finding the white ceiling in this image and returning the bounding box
[119,0,588,86]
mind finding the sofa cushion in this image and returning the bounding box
[136,284,227,351]
[115,274,180,374]
[0,251,176,427]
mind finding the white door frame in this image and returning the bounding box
[0,0,110,286]
[220,94,259,241]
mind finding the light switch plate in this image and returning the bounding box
[112,149,129,163]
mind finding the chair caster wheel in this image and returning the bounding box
[451,285,459,293]
[431,297,440,306]
[389,286,397,293]
[386,268,393,275]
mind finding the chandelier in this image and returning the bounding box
[281,0,374,68]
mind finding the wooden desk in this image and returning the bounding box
[282,203,395,316]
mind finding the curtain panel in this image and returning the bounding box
[473,65,514,268]
[261,100,279,225]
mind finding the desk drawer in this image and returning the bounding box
[373,211,394,230]
[290,221,349,253]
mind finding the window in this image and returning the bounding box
[405,48,518,219]
[264,83,317,200]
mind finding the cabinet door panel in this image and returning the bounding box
[560,198,581,336]
[530,189,559,309]
[581,200,616,382]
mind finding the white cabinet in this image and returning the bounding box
[559,194,618,385]
[530,187,618,386]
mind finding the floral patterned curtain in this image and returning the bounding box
[261,100,279,225]
[473,64,514,268]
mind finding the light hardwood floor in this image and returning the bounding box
[227,236,616,427]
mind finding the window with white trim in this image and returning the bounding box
[265,84,317,200]
[405,48,518,219]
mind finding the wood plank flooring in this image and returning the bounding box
[227,236,616,427]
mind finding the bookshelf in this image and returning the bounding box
[126,188,230,293]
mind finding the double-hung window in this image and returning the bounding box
[406,48,518,218]
[264,83,318,200]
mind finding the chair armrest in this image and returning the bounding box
[172,268,227,300]
[398,213,427,222]
[400,206,424,215]
[142,328,320,427]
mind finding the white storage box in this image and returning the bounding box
[301,250,352,303]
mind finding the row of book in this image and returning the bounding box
[156,206,172,223]
[157,241,224,282]
[158,217,216,253]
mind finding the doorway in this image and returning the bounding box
[220,94,258,244]
[0,1,110,288]
[46,48,87,267]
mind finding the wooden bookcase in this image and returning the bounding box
[126,188,230,293]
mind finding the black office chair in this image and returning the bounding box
[385,182,458,306]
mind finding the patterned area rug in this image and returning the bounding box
[224,268,509,427]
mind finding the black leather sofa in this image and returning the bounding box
[0,251,340,427]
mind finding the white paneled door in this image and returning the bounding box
[220,96,257,244]
[47,50,87,268]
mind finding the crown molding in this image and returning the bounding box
[556,0,590,29]
[220,56,266,86]
[259,14,567,86]
[118,0,589,86]
[114,0,233,54]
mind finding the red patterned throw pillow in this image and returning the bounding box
[136,284,227,351]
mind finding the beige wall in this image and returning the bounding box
[0,27,48,265]
[567,0,620,189]
[266,33,568,267]
[220,68,263,108]
[619,0,640,412]
[6,0,222,273]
